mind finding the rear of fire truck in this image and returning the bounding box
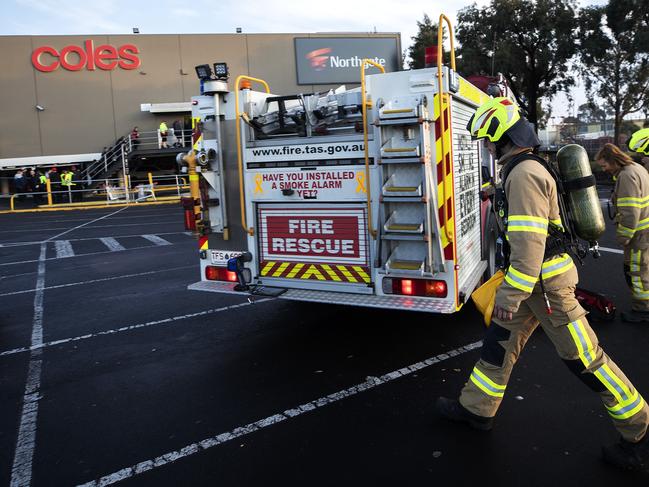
[185,17,496,313]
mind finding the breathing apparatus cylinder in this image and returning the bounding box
[556,144,605,245]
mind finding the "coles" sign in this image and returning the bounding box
[32,40,140,72]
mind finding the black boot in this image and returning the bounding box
[602,433,649,471]
[621,310,649,323]
[436,397,494,431]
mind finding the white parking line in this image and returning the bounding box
[99,237,126,252]
[0,231,191,248]
[10,243,47,487]
[0,243,182,267]
[0,265,195,298]
[54,240,75,259]
[43,207,131,242]
[0,271,37,280]
[75,340,482,487]
[142,234,172,246]
[0,299,271,358]
[0,220,177,235]
[9,207,137,487]
[7,212,182,226]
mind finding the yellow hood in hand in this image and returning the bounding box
[471,270,505,326]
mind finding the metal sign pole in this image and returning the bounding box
[121,144,129,202]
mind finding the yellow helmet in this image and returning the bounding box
[467,97,521,142]
[629,128,649,155]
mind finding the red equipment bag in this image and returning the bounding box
[575,287,616,322]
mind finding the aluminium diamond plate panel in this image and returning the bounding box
[188,280,457,313]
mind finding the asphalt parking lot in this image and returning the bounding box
[1,194,648,486]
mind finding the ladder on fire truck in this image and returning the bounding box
[373,85,443,275]
[361,15,455,276]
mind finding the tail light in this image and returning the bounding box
[181,196,197,231]
[205,266,237,282]
[382,277,447,298]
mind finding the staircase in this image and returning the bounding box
[375,95,445,275]
[82,136,132,188]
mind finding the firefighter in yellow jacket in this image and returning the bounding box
[596,142,649,323]
[437,98,649,471]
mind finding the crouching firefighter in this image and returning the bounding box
[436,97,649,471]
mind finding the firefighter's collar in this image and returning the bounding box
[497,147,533,166]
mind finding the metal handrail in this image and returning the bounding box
[7,174,188,211]
[360,58,386,239]
[82,129,189,184]
[10,187,97,210]
[437,13,456,244]
[235,75,271,236]
[10,192,47,211]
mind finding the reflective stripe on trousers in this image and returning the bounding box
[567,319,646,420]
[459,292,649,442]
[469,367,506,398]
[630,249,649,300]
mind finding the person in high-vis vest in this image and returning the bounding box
[436,98,649,472]
[60,169,75,203]
[159,120,169,148]
[35,170,47,204]
[596,143,649,323]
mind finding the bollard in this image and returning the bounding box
[148,172,157,199]
[46,179,52,206]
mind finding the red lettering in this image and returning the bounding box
[31,41,141,72]
[60,45,86,71]
[118,45,140,70]
[85,40,95,70]
[32,46,59,72]
[95,44,118,70]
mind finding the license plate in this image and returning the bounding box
[210,250,243,265]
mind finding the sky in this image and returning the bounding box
[3,0,608,119]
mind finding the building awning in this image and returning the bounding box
[0,153,101,170]
[140,102,192,113]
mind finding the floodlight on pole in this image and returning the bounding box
[213,62,229,80]
[195,64,213,81]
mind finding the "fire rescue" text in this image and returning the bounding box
[270,218,355,256]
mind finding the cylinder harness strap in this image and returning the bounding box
[495,152,593,314]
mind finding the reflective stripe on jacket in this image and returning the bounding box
[495,151,577,313]
[613,162,649,249]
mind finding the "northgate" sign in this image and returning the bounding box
[294,37,399,85]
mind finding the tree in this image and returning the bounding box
[577,102,606,124]
[578,0,649,146]
[456,0,579,130]
[536,100,552,130]
[559,116,580,143]
[407,14,445,70]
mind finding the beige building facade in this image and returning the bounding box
[0,32,401,166]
